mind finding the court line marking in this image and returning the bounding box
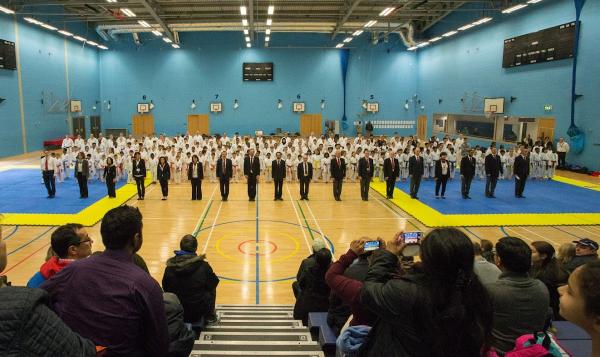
[304,198,326,240]
[372,195,420,232]
[7,227,54,256]
[202,201,223,254]
[570,226,600,238]
[553,226,585,240]
[502,226,534,243]
[518,226,559,245]
[462,227,483,241]
[255,183,260,305]
[286,184,312,253]
[296,201,315,241]
[1,227,55,276]
[192,185,218,237]
[2,226,19,241]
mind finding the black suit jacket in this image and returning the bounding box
[434,160,451,179]
[74,159,89,178]
[103,165,116,181]
[272,159,287,180]
[358,157,374,178]
[216,158,233,180]
[297,162,313,181]
[187,162,204,180]
[460,155,476,178]
[484,154,503,178]
[330,157,346,180]
[157,163,170,181]
[408,156,424,177]
[132,159,146,178]
[383,158,400,179]
[514,155,530,178]
[244,156,260,177]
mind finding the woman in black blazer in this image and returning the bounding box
[103,157,117,198]
[74,152,89,199]
[434,152,451,199]
[188,155,204,200]
[157,156,171,201]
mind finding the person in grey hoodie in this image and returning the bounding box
[473,242,501,285]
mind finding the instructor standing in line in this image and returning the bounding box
[216,151,232,201]
[383,149,399,199]
[514,146,530,198]
[272,152,286,201]
[357,150,374,201]
[330,151,346,201]
[460,149,476,199]
[41,151,58,198]
[408,147,424,199]
[297,155,313,200]
[244,148,260,201]
[132,152,146,200]
[484,147,502,198]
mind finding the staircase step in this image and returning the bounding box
[193,340,322,352]
[219,315,295,321]
[190,352,324,357]
[203,326,309,333]
[200,331,311,342]
[219,311,294,317]
[217,305,294,310]
[216,320,304,327]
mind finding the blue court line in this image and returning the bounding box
[2,226,19,241]
[500,226,510,237]
[255,184,260,305]
[463,227,482,241]
[7,227,54,256]
[553,226,585,240]
[219,276,296,283]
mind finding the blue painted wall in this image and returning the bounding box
[417,0,600,170]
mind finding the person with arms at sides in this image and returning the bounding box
[41,150,58,198]
[408,147,424,199]
[530,241,569,320]
[272,152,286,201]
[244,148,261,201]
[27,223,93,288]
[331,150,346,201]
[41,206,169,357]
[293,238,327,298]
[216,151,233,201]
[358,228,493,357]
[188,154,204,201]
[556,137,570,169]
[565,238,599,273]
[74,152,89,199]
[103,157,117,198]
[132,152,146,200]
[383,149,400,199]
[486,237,550,354]
[163,235,220,325]
[484,147,503,198]
[473,242,501,285]
[513,146,530,198]
[157,156,170,201]
[297,154,313,200]
[357,149,374,201]
[434,151,451,199]
[558,261,600,357]
[460,148,476,199]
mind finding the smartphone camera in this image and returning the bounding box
[400,231,423,256]
[363,241,380,252]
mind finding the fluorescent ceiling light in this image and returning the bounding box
[265,36,270,42]
[429,36,442,42]
[98,45,108,50]
[73,36,86,42]
[138,20,150,28]
[407,46,418,51]
[268,5,275,15]
[121,8,136,17]
[242,19,248,26]
[152,30,162,36]
[364,20,377,28]
[172,44,180,49]
[40,23,58,31]
[106,0,117,3]
[335,43,344,48]
[343,37,353,43]
[502,4,528,13]
[163,37,172,43]
[266,18,272,26]
[352,30,363,36]
[266,29,271,35]
[246,43,251,48]
[58,30,73,36]
[416,42,430,48]
[245,36,250,42]
[442,30,458,37]
[24,17,41,24]
[458,23,476,31]
[0,5,15,14]
[87,41,99,46]
[243,29,249,34]
[527,0,542,3]
[473,17,492,25]
[379,7,395,17]
[240,6,247,15]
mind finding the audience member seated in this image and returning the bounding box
[293,238,327,299]
[163,292,196,357]
[41,205,169,356]
[293,247,333,325]
[162,234,220,324]
[487,237,550,354]
[481,239,495,263]
[27,223,93,288]
[530,241,569,320]
[565,238,598,273]
[325,239,376,336]
[473,242,501,285]
[0,226,97,356]
[558,261,600,357]
[557,242,576,271]
[358,228,493,357]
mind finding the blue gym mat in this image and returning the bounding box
[395,177,600,215]
[0,169,128,214]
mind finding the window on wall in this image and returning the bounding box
[456,120,495,140]
[502,123,519,143]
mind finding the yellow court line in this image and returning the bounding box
[552,175,600,191]
[1,177,153,227]
[370,180,600,227]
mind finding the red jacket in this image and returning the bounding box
[40,256,73,279]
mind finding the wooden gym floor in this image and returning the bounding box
[1,152,600,305]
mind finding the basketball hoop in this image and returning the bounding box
[484,110,496,119]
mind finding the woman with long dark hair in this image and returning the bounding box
[188,154,203,200]
[157,156,170,200]
[103,157,117,198]
[531,241,569,320]
[358,228,493,357]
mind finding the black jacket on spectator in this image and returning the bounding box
[187,162,204,180]
[216,158,233,180]
[434,160,451,179]
[157,163,171,181]
[297,162,313,181]
[358,157,374,178]
[530,264,569,320]
[460,155,476,178]
[330,157,346,180]
[383,158,400,179]
[564,254,598,273]
[0,287,96,357]
[293,258,331,325]
[272,159,286,180]
[163,293,195,357]
[485,154,503,178]
[408,155,424,177]
[162,254,220,323]
[514,155,530,178]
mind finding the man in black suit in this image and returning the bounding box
[272,152,286,201]
[434,152,451,199]
[408,147,424,199]
[216,151,232,201]
[132,152,146,200]
[244,148,260,201]
[297,155,313,200]
[357,150,374,201]
[330,151,346,201]
[484,147,503,198]
[514,147,530,198]
[460,149,476,199]
[383,149,400,199]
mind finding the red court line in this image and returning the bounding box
[1,241,50,276]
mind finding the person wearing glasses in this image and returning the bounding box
[27,224,93,288]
